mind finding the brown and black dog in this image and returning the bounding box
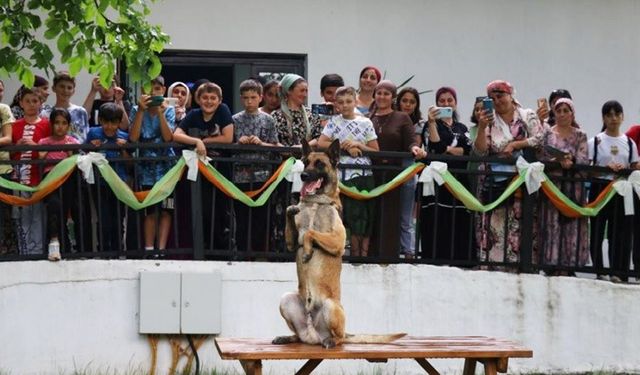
[273,139,405,348]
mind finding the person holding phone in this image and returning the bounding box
[536,89,572,126]
[538,98,588,275]
[419,86,474,264]
[473,80,543,267]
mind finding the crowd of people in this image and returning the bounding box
[0,66,639,283]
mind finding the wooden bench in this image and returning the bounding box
[215,336,533,375]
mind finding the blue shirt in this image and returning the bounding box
[129,105,176,187]
[86,127,129,181]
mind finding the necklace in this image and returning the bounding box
[374,112,392,134]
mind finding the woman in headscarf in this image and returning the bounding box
[473,80,543,267]
[356,66,381,116]
[369,80,426,259]
[538,98,588,275]
[167,81,191,126]
[420,86,474,264]
[271,74,321,147]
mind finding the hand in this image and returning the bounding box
[91,77,102,92]
[501,142,517,156]
[249,135,263,145]
[427,106,439,123]
[90,139,102,147]
[347,146,362,157]
[138,95,151,111]
[560,156,574,169]
[537,105,549,122]
[411,145,427,159]
[195,139,206,156]
[18,138,36,146]
[477,109,494,129]
[341,140,356,150]
[114,87,125,103]
[116,138,127,146]
[238,135,251,144]
[607,162,624,172]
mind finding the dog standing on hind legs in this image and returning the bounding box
[273,139,406,349]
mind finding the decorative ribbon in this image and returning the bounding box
[418,161,447,196]
[77,152,108,184]
[516,156,546,194]
[182,149,210,182]
[613,170,640,215]
[285,159,304,193]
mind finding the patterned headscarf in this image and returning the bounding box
[486,80,513,95]
[279,74,311,138]
[553,98,580,128]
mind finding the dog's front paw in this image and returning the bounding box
[302,251,314,263]
[286,205,300,219]
[322,337,337,349]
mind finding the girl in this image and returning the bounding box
[167,81,190,126]
[356,66,381,116]
[38,108,80,260]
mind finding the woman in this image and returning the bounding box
[473,80,543,266]
[167,81,191,126]
[538,98,588,274]
[420,87,474,264]
[260,80,281,114]
[395,87,424,259]
[271,74,322,147]
[369,80,426,259]
[356,66,381,116]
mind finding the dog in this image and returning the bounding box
[273,139,406,348]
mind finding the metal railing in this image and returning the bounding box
[0,143,637,280]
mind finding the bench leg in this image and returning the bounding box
[296,359,322,375]
[463,359,477,375]
[415,358,440,375]
[240,360,262,375]
[482,359,497,375]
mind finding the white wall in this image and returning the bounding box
[1,260,639,375]
[2,0,640,138]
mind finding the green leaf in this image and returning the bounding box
[396,75,415,89]
[44,27,59,40]
[18,67,35,88]
[27,0,41,10]
[56,31,72,53]
[148,55,161,78]
[69,56,83,76]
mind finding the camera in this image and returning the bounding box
[148,95,165,107]
[311,103,335,116]
[435,107,453,119]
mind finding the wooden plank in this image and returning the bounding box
[215,336,533,361]
[295,359,322,375]
[240,360,262,375]
[415,358,440,375]
[463,359,477,375]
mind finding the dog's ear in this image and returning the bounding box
[302,138,312,160]
[327,139,341,167]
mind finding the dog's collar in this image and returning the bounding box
[300,195,334,205]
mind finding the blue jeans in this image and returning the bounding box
[399,160,417,255]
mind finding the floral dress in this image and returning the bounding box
[271,107,321,146]
[538,126,589,267]
[473,107,543,265]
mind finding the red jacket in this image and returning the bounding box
[11,117,51,186]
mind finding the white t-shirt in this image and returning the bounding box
[322,115,377,180]
[588,132,639,179]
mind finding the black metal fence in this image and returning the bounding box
[0,143,638,280]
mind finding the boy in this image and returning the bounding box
[588,100,639,283]
[86,103,130,253]
[11,88,51,255]
[50,71,90,143]
[232,79,279,252]
[317,86,379,257]
[129,76,176,254]
[318,74,345,126]
[83,75,130,130]
[173,82,234,249]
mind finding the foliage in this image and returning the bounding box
[0,0,170,89]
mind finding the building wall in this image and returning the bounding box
[2,0,640,138]
[1,260,639,374]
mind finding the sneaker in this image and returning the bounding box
[48,240,61,261]
[610,276,623,284]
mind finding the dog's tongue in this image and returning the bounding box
[301,178,323,198]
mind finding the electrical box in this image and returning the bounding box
[139,271,222,334]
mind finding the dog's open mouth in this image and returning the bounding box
[301,178,323,198]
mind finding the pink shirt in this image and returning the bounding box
[38,135,79,173]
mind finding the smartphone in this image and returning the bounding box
[311,103,335,116]
[148,95,165,107]
[165,97,179,107]
[482,98,494,112]
[435,107,453,119]
[537,98,548,110]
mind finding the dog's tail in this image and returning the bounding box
[343,333,407,344]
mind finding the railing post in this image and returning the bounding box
[519,190,535,273]
[190,175,204,260]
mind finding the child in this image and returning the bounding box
[317,86,379,257]
[82,76,130,130]
[86,103,130,253]
[232,79,279,252]
[38,108,80,260]
[259,80,280,115]
[11,88,51,255]
[173,82,234,249]
[318,74,345,127]
[129,76,176,254]
[50,71,90,143]
[588,100,639,283]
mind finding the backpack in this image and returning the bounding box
[592,134,633,165]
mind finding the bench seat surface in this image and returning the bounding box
[215,336,533,361]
